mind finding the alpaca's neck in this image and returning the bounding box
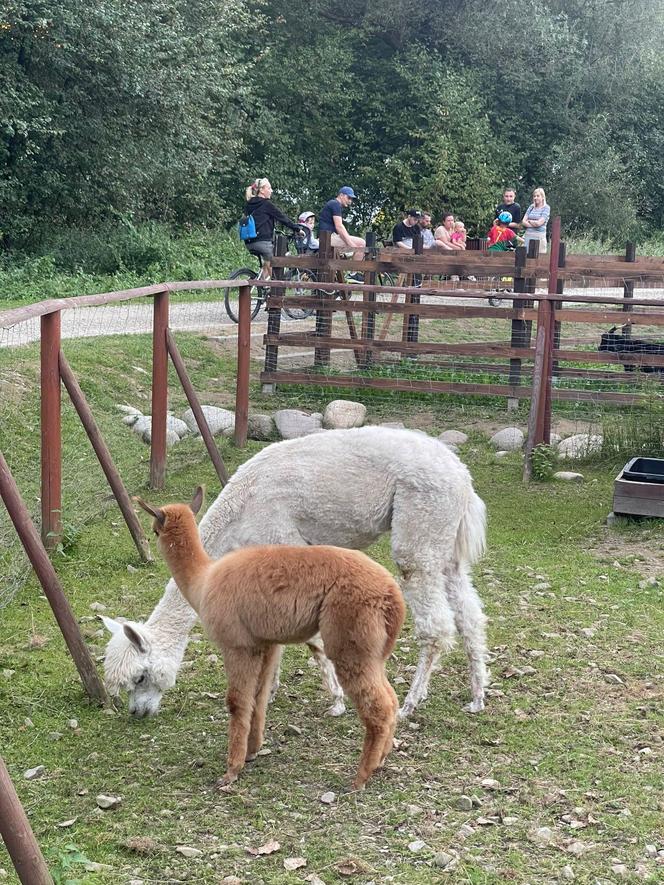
[159,531,211,613]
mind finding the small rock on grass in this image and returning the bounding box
[175,846,203,858]
[561,865,575,880]
[408,839,426,852]
[284,857,307,870]
[434,851,457,870]
[96,794,122,810]
[125,836,158,855]
[284,723,302,736]
[320,791,336,804]
[604,673,625,685]
[554,471,584,483]
[455,795,473,811]
[24,766,45,780]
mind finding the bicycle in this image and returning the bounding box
[225,229,317,323]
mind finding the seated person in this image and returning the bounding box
[434,213,465,250]
[451,220,467,247]
[419,211,436,249]
[319,186,365,257]
[392,209,422,249]
[297,211,319,251]
[487,212,524,251]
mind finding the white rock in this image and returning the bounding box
[439,430,468,445]
[96,794,122,809]
[604,673,625,685]
[554,471,584,483]
[166,416,190,438]
[247,413,275,440]
[84,862,113,873]
[67,719,78,729]
[408,839,426,852]
[182,406,235,437]
[556,433,603,460]
[323,400,366,429]
[175,846,203,858]
[89,602,106,612]
[274,409,323,439]
[550,432,562,446]
[116,404,143,417]
[561,865,575,880]
[494,450,511,459]
[455,795,473,811]
[24,766,45,780]
[490,427,524,451]
[480,778,501,790]
[434,851,455,869]
[131,416,152,438]
[531,826,554,844]
[320,791,336,805]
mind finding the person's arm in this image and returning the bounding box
[333,212,354,247]
[266,200,300,231]
[528,207,550,230]
[434,225,455,251]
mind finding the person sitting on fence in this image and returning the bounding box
[392,209,422,249]
[319,186,365,258]
[451,220,467,248]
[487,212,524,251]
[243,178,302,277]
[434,213,465,250]
[297,211,319,251]
[495,187,522,230]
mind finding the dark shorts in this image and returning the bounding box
[245,239,274,261]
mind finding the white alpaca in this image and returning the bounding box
[103,427,488,719]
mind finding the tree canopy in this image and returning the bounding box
[2,0,664,248]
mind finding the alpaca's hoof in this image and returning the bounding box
[216,771,238,789]
[245,752,257,762]
[464,698,485,714]
[398,702,414,720]
[351,778,367,792]
[326,699,346,717]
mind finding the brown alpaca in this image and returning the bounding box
[136,488,405,789]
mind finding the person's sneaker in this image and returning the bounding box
[467,275,477,282]
[450,274,460,282]
[346,272,364,283]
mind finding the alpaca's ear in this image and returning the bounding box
[134,496,165,525]
[123,622,149,655]
[190,485,205,517]
[101,615,124,636]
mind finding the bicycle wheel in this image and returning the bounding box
[225,268,263,323]
[282,267,318,319]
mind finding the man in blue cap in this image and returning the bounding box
[319,186,366,254]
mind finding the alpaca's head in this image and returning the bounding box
[102,616,178,717]
[134,487,204,562]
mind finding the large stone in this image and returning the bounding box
[274,409,323,439]
[166,416,190,439]
[554,471,584,483]
[556,433,603,460]
[323,400,366,429]
[439,430,468,446]
[490,427,524,451]
[131,416,152,438]
[141,422,181,447]
[247,413,275,441]
[182,406,235,437]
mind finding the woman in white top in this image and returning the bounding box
[522,187,550,254]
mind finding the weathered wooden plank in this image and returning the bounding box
[264,333,536,359]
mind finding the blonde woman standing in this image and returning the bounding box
[522,187,550,254]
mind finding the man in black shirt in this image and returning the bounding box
[392,209,422,249]
[495,188,522,230]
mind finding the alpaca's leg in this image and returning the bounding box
[247,646,281,760]
[447,569,489,713]
[380,677,399,764]
[337,663,397,789]
[306,634,346,716]
[268,645,285,704]
[219,650,262,786]
[398,570,457,718]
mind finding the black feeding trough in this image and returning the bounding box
[612,457,664,519]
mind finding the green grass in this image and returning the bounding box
[1,335,663,884]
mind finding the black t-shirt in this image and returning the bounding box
[495,201,522,224]
[392,220,419,245]
[319,198,343,233]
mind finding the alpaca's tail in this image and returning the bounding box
[381,583,407,659]
[454,486,487,565]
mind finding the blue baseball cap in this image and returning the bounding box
[339,186,356,199]
[498,211,513,224]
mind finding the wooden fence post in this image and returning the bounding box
[524,218,561,480]
[234,283,252,446]
[508,245,528,407]
[0,447,109,704]
[0,754,53,885]
[40,311,62,549]
[150,290,169,490]
[361,231,377,368]
[623,242,636,337]
[262,235,287,393]
[405,230,422,349]
[314,231,333,367]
